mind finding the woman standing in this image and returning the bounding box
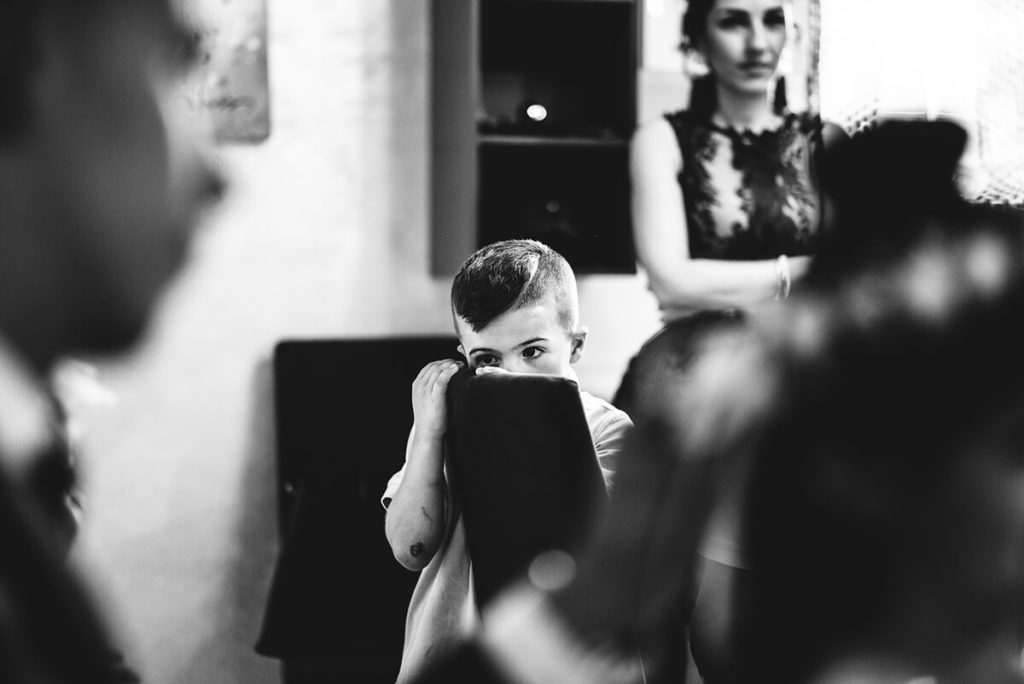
[615,1,844,682]
[614,0,845,418]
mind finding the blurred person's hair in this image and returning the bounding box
[451,239,579,333]
[729,207,1024,682]
[806,117,975,290]
[662,118,1024,682]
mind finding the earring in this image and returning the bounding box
[685,51,710,78]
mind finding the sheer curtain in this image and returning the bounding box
[814,0,1024,205]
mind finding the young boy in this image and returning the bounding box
[381,239,632,682]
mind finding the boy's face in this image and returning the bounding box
[456,291,586,378]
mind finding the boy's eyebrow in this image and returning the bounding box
[467,347,498,356]
[514,337,547,349]
[467,338,547,355]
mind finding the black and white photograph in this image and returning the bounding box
[0,0,1023,683]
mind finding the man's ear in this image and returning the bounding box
[569,327,588,364]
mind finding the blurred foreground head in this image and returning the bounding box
[806,117,1024,291]
[0,0,224,371]
[695,120,1024,681]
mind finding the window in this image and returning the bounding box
[817,0,1024,205]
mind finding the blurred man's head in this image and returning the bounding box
[807,117,973,291]
[0,0,224,370]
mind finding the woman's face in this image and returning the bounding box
[699,0,788,98]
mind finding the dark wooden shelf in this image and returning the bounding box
[478,134,629,148]
[430,0,639,275]
[504,0,635,4]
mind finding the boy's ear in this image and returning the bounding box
[457,344,468,362]
[569,327,588,364]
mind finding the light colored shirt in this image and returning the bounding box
[381,389,632,683]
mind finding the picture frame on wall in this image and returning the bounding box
[182,0,271,144]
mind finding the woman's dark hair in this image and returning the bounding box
[680,0,789,119]
[680,0,716,52]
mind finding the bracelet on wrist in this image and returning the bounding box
[774,254,791,301]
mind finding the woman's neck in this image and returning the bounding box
[713,83,779,132]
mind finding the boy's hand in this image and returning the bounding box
[474,366,509,376]
[412,359,464,440]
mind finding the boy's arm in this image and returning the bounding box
[384,359,463,571]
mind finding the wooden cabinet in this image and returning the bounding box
[431,0,639,275]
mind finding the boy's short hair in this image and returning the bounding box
[451,239,579,333]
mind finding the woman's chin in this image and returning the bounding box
[720,74,776,99]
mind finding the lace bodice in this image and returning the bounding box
[665,110,825,261]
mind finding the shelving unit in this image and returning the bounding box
[430,0,639,275]
[478,134,629,148]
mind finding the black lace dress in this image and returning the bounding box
[613,110,827,418]
[671,109,822,261]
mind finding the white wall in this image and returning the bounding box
[72,2,661,682]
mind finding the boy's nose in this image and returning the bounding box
[503,359,530,374]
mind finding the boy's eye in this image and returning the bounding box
[522,347,544,360]
[474,354,499,367]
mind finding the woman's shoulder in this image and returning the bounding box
[635,109,696,134]
[661,108,714,138]
[632,116,683,158]
[662,107,699,125]
[633,109,707,155]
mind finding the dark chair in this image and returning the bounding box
[444,370,607,609]
[255,336,459,684]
